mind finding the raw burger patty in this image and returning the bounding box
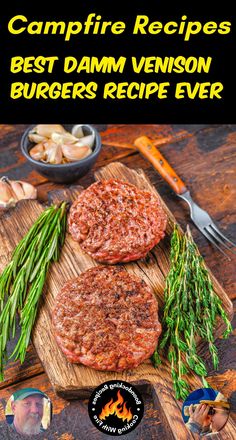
[68,179,167,264]
[52,266,162,371]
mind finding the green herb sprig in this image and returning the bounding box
[0,202,67,380]
[152,224,232,400]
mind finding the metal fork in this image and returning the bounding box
[178,191,236,259]
[134,136,236,259]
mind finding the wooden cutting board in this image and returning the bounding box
[0,162,234,440]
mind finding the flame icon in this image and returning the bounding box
[99,390,133,422]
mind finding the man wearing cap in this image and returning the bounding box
[185,392,230,437]
[10,388,47,435]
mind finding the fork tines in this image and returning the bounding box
[202,223,236,259]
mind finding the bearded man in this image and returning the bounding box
[10,388,47,435]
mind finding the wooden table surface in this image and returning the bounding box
[0,124,235,439]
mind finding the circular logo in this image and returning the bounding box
[88,380,144,436]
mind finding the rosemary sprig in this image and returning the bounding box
[0,201,67,381]
[152,224,233,400]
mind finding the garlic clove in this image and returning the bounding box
[31,124,66,139]
[19,181,37,200]
[0,180,16,207]
[29,142,47,161]
[28,133,46,143]
[61,145,92,162]
[51,132,79,145]
[9,180,37,201]
[71,124,85,138]
[44,141,63,164]
[9,181,25,200]
[74,133,95,149]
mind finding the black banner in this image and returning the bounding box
[0,1,235,123]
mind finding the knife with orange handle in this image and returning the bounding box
[134,135,236,258]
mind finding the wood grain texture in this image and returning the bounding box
[0,161,234,440]
[0,344,43,391]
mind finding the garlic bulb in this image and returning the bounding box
[0,177,37,208]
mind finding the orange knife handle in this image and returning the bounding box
[134,136,187,195]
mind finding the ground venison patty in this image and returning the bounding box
[68,179,167,264]
[52,266,162,371]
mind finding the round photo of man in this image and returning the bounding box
[5,387,52,436]
[182,387,230,437]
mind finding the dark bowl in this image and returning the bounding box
[20,124,102,183]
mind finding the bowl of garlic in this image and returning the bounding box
[21,124,101,183]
